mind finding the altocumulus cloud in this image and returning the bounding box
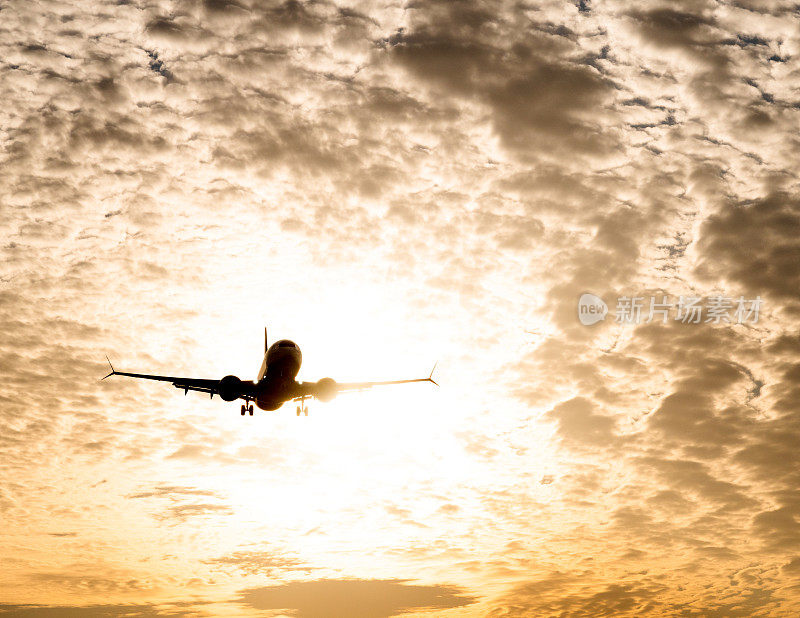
[2,0,800,616]
[235,579,477,618]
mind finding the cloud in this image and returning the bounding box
[490,574,667,617]
[625,8,719,55]
[126,485,232,522]
[2,0,800,615]
[235,579,477,618]
[205,549,311,577]
[157,503,233,522]
[126,485,217,500]
[382,0,617,160]
[696,192,800,302]
[0,604,205,617]
[543,396,619,447]
[18,573,158,599]
[46,532,77,538]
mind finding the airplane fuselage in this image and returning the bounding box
[253,339,302,410]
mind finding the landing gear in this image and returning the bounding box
[248,404,253,416]
[296,402,309,416]
[241,404,246,416]
[242,403,254,416]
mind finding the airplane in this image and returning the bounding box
[103,329,437,416]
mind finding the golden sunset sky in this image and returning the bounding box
[2,0,800,616]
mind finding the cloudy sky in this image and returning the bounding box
[2,0,800,616]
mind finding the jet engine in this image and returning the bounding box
[218,375,242,401]
[315,377,338,402]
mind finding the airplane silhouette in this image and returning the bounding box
[103,329,437,416]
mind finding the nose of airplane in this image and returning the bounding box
[267,340,302,366]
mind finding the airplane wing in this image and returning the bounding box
[293,364,438,401]
[102,358,220,396]
[334,377,437,392]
